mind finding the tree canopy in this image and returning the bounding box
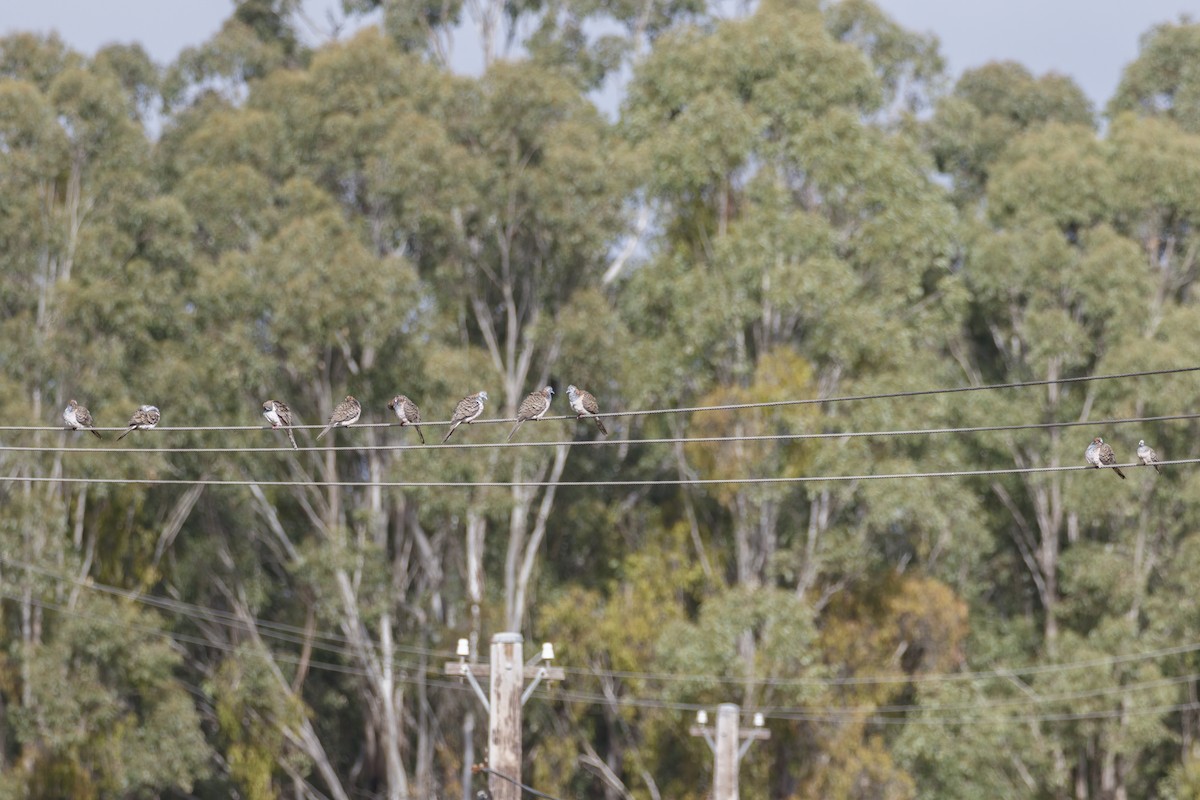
[2,4,1200,799]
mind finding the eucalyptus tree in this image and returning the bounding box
[610,2,985,797]
[926,61,1094,207]
[1108,19,1200,135]
[932,48,1200,795]
[154,10,636,795]
[0,32,218,797]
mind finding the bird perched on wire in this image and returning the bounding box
[1137,439,1162,474]
[566,384,607,436]
[1085,436,1126,479]
[117,405,160,441]
[507,386,554,442]
[388,395,425,444]
[262,399,297,449]
[316,395,361,441]
[62,399,102,439]
[443,391,488,444]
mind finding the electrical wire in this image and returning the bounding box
[0,556,454,663]
[14,561,1200,695]
[545,686,1200,727]
[560,637,1200,686]
[0,588,372,679]
[0,459,1187,487]
[8,585,1200,727]
[2,364,1195,434]
[5,410,1199,455]
[0,587,490,702]
[474,766,570,800]
[567,673,1200,716]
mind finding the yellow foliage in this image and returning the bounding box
[819,573,969,707]
[685,347,820,503]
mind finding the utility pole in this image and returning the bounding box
[446,632,564,800]
[690,703,770,800]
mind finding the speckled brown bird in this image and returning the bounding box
[566,384,607,436]
[316,396,361,441]
[507,386,554,442]
[1085,436,1125,479]
[117,405,160,441]
[388,394,425,444]
[1137,439,1161,474]
[262,399,297,449]
[443,391,488,444]
[63,399,102,439]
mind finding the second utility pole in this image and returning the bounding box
[690,703,770,800]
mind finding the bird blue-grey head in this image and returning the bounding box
[1138,439,1146,447]
[479,391,488,401]
[545,386,554,395]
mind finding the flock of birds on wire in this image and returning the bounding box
[60,385,609,448]
[60,390,1170,476]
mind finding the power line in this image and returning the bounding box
[0,556,454,664]
[473,766,570,800]
[12,555,1200,694]
[5,411,1199,455]
[610,365,1200,419]
[545,687,1200,727]
[15,556,1200,698]
[0,459,1186,487]
[7,583,1199,727]
[559,638,1200,686]
[780,701,1200,727]
[0,588,492,701]
[0,588,373,679]
[3,364,1196,435]
[598,672,1200,717]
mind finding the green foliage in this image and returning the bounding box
[13,597,211,797]
[4,3,1200,799]
[927,60,1093,203]
[1108,19,1200,133]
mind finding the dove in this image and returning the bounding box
[566,384,607,436]
[1085,436,1125,479]
[117,405,160,440]
[507,386,554,442]
[388,394,425,444]
[443,391,488,444]
[262,400,297,449]
[1137,439,1162,474]
[316,395,361,441]
[62,399,102,439]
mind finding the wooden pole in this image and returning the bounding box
[489,632,523,800]
[689,704,769,800]
[714,703,739,800]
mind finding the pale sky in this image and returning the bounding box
[2,0,1196,111]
